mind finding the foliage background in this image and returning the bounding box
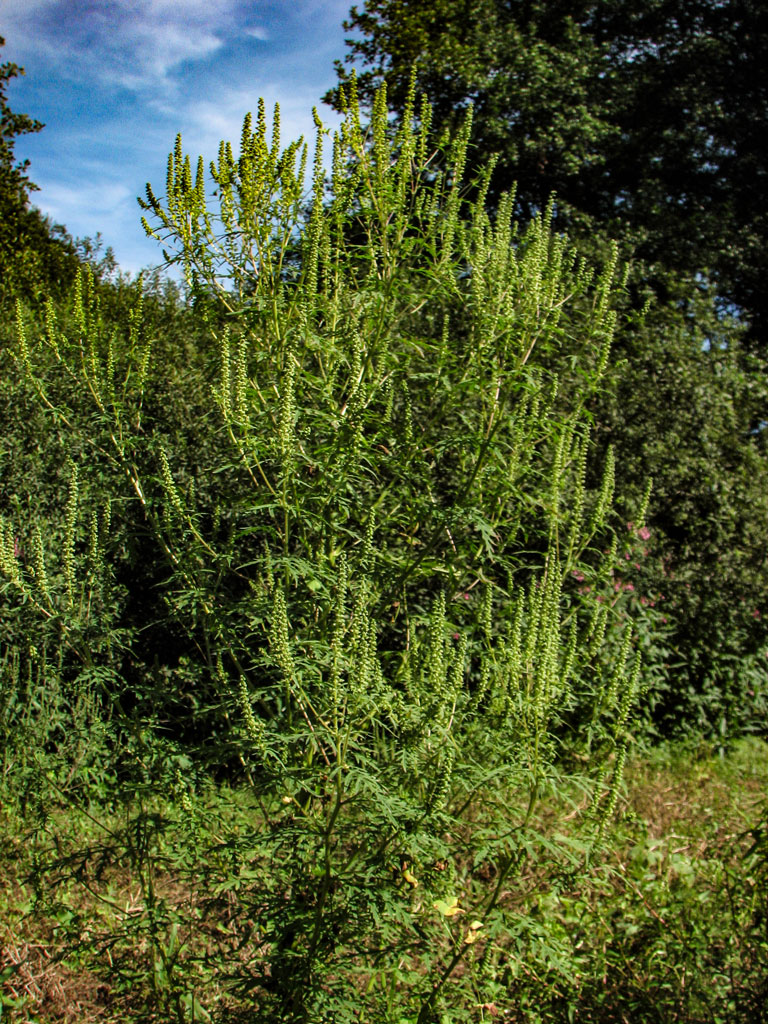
[1,7,767,1021]
[326,0,768,739]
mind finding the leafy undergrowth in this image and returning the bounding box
[2,738,766,1024]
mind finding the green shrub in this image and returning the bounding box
[2,81,647,1021]
[589,293,768,742]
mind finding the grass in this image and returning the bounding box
[1,737,766,1023]
[556,736,768,1023]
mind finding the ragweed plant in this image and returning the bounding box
[4,80,648,1022]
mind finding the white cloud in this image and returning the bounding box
[34,177,132,228]
[145,0,238,17]
[0,0,58,56]
[113,23,224,88]
[245,25,269,41]
[0,0,57,18]
[1,0,244,91]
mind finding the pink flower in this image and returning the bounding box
[624,583,635,592]
[753,609,761,619]
[638,526,651,541]
[572,570,585,582]
[626,521,634,532]
[614,581,622,592]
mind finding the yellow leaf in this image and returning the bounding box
[433,896,463,917]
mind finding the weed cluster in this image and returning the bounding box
[2,81,763,1022]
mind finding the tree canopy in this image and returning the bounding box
[0,36,78,309]
[327,0,768,346]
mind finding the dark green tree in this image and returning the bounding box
[590,281,768,737]
[327,0,768,347]
[0,36,78,310]
[0,37,41,195]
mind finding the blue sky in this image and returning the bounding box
[1,0,355,274]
